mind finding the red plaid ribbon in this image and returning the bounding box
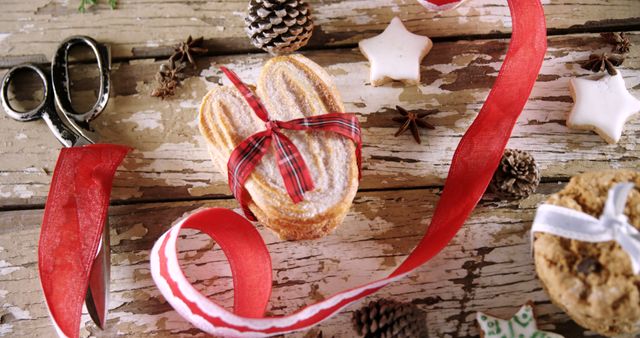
[221,67,362,220]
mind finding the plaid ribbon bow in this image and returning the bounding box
[221,67,362,220]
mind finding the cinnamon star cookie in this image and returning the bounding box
[567,72,640,144]
[358,17,432,87]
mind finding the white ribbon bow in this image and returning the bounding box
[532,183,640,274]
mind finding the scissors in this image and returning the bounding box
[1,35,111,329]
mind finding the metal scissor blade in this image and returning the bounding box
[85,219,110,329]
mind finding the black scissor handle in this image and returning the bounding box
[51,35,111,127]
[0,64,90,147]
[1,64,51,122]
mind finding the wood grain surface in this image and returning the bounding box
[0,0,639,337]
[0,184,596,337]
[1,33,638,207]
[0,0,639,66]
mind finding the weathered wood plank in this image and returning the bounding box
[0,184,605,337]
[1,32,638,207]
[0,0,639,67]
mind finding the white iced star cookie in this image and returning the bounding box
[568,72,640,144]
[476,303,564,338]
[358,17,433,87]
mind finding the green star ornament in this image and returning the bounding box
[476,303,564,338]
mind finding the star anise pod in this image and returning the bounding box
[601,32,631,54]
[581,53,624,76]
[151,60,187,99]
[170,35,208,67]
[392,105,436,144]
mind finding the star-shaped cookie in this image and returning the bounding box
[358,17,433,87]
[567,72,640,144]
[477,303,564,338]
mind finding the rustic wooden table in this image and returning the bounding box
[1,1,639,337]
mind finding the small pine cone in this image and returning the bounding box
[489,148,540,199]
[352,299,428,338]
[245,0,314,54]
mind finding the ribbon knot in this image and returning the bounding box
[602,213,630,234]
[220,67,362,220]
[265,120,279,132]
[532,183,640,274]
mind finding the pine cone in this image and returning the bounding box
[489,148,540,199]
[352,299,428,338]
[245,0,314,54]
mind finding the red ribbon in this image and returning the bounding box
[39,144,130,338]
[221,67,362,220]
[150,0,547,335]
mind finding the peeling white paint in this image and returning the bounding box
[22,167,44,174]
[0,186,34,199]
[15,186,34,199]
[145,40,160,48]
[18,24,34,33]
[186,118,199,132]
[314,1,382,26]
[454,0,513,28]
[352,15,374,25]
[111,311,191,334]
[327,61,462,115]
[15,133,27,140]
[0,33,10,42]
[123,110,164,131]
[329,61,399,113]
[2,305,30,320]
[179,99,201,109]
[457,6,471,16]
[0,324,12,336]
[0,261,20,276]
